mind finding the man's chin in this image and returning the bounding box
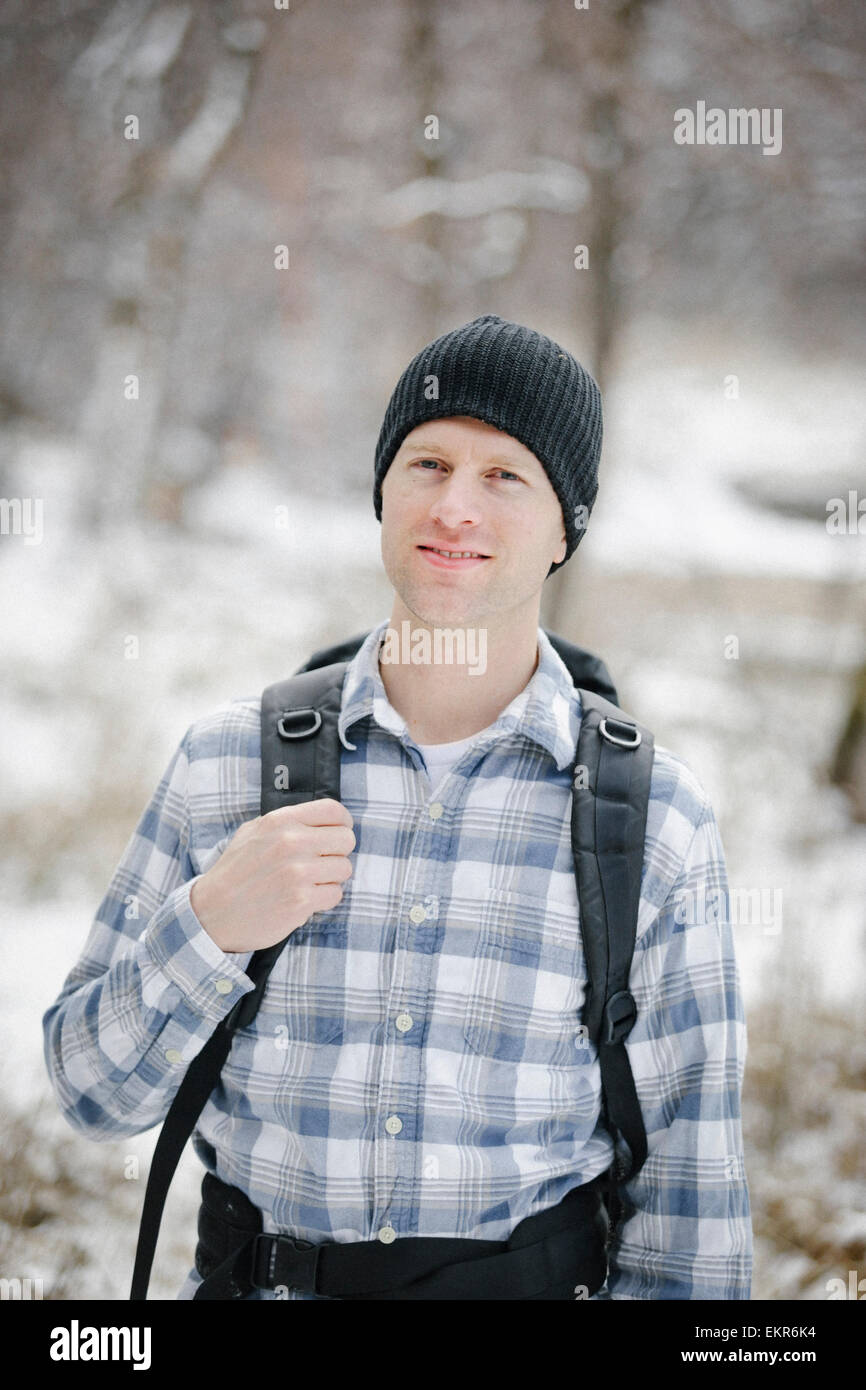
[391,593,485,631]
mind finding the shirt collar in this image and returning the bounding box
[337,617,580,771]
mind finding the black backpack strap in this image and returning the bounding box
[129,661,348,1300]
[129,948,287,1300]
[544,632,619,706]
[293,629,376,675]
[260,662,348,812]
[571,689,654,1215]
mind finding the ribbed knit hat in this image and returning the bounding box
[372,314,602,575]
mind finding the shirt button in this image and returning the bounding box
[165,1049,183,1064]
[385,1115,403,1135]
[428,802,444,820]
[378,1226,397,1244]
[395,1013,413,1032]
[409,904,427,924]
[214,979,233,994]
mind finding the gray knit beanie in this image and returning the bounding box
[372,314,602,575]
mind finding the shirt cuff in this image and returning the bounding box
[141,877,255,1023]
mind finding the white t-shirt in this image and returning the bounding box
[416,729,492,796]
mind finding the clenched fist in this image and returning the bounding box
[189,798,355,954]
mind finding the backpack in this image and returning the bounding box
[129,627,654,1300]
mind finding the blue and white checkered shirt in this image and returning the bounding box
[43,618,752,1300]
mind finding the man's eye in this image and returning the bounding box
[412,460,520,481]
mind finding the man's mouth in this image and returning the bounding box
[417,545,491,569]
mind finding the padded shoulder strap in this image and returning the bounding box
[260,661,348,813]
[572,688,654,1184]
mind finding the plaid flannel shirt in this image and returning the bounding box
[43,618,753,1299]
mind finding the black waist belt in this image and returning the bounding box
[193,1171,610,1301]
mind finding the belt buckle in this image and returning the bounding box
[251,1232,320,1295]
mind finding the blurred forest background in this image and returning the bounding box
[1,0,865,1301]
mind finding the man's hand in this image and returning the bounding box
[189,798,355,953]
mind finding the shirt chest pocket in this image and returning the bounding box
[462,893,589,1068]
[233,919,348,1063]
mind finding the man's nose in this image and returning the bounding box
[428,471,483,527]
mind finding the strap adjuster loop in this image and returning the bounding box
[277,708,323,740]
[601,990,637,1045]
[598,717,641,749]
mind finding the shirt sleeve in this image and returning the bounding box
[41,726,257,1139]
[601,794,754,1300]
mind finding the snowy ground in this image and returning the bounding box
[2,336,865,1300]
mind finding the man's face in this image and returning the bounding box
[379,415,567,630]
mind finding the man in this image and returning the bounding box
[43,314,752,1299]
